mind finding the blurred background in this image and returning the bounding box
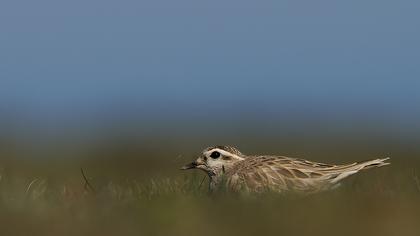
[1,0,419,169]
[0,0,420,235]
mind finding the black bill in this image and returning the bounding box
[180,161,197,170]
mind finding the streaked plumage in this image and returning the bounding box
[181,146,390,193]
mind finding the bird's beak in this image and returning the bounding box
[180,161,197,170]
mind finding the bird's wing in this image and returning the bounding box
[226,156,329,192]
[227,156,389,192]
[226,156,358,192]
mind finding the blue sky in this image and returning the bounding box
[1,0,419,131]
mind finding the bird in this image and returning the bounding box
[180,145,390,193]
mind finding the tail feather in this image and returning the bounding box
[356,157,391,170]
[329,157,390,184]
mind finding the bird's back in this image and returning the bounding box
[223,155,389,193]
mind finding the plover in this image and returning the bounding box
[181,146,390,193]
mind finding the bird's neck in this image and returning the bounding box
[208,168,230,191]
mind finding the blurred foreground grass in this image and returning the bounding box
[1,132,420,236]
[0,160,419,236]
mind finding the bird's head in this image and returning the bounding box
[181,146,245,177]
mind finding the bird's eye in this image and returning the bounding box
[210,151,221,159]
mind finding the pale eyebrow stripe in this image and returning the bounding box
[204,149,244,160]
[204,149,232,156]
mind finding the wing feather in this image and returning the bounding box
[226,155,365,192]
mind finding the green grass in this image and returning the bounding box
[0,163,420,236]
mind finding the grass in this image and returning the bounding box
[0,162,420,236]
[0,138,419,236]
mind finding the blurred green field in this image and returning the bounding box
[1,129,419,236]
[0,153,419,236]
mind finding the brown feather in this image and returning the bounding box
[224,155,390,193]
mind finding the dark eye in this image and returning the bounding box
[210,151,220,159]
